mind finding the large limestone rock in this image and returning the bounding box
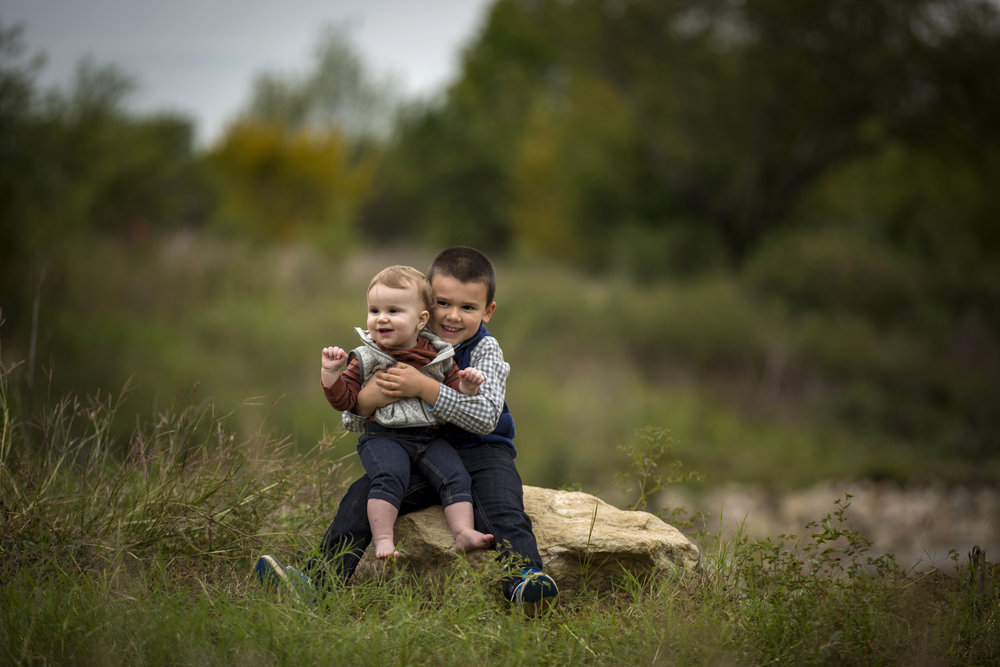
[354,485,700,591]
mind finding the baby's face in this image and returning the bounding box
[366,282,429,349]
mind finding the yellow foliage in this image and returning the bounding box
[508,76,635,266]
[209,122,377,243]
[509,102,582,261]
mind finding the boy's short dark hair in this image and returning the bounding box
[427,246,496,304]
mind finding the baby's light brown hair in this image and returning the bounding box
[367,265,433,312]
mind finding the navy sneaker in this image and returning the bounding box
[509,568,558,616]
[256,555,316,606]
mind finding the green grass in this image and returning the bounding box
[2,368,998,665]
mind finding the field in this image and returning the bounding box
[2,366,998,665]
[2,234,999,664]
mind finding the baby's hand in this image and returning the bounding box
[321,346,348,373]
[457,367,485,395]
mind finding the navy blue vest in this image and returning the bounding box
[445,325,517,457]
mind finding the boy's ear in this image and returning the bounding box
[419,310,431,328]
[481,301,497,323]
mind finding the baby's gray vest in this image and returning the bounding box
[349,327,455,428]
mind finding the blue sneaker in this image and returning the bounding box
[509,568,558,616]
[256,555,315,606]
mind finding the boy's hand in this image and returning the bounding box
[375,363,438,405]
[457,367,484,396]
[374,363,423,398]
[354,378,397,415]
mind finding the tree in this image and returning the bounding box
[0,22,45,324]
[366,0,1000,272]
[0,23,208,342]
[359,0,555,255]
[208,121,376,246]
[207,26,392,247]
[240,24,401,142]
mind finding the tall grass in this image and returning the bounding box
[2,365,997,665]
[0,360,351,583]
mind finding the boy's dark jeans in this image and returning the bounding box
[307,443,543,600]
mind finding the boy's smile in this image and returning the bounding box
[429,274,496,346]
[366,283,429,349]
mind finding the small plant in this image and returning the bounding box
[615,426,702,523]
[699,494,923,664]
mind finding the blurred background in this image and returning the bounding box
[2,0,998,567]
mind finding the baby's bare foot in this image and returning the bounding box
[454,529,494,553]
[374,538,400,560]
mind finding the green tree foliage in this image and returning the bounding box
[205,26,392,248]
[242,24,400,141]
[367,0,1000,276]
[358,0,1000,458]
[0,22,43,322]
[207,121,376,246]
[0,22,209,339]
[361,2,552,254]
[40,60,209,237]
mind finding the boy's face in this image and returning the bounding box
[428,274,496,346]
[366,282,430,349]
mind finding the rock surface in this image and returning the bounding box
[354,485,700,591]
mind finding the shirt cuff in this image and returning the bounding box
[428,384,459,419]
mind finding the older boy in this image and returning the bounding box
[259,247,557,614]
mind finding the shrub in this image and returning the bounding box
[744,228,928,326]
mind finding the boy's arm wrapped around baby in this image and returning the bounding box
[428,335,507,435]
[340,336,507,436]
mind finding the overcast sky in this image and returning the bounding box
[2,0,494,145]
